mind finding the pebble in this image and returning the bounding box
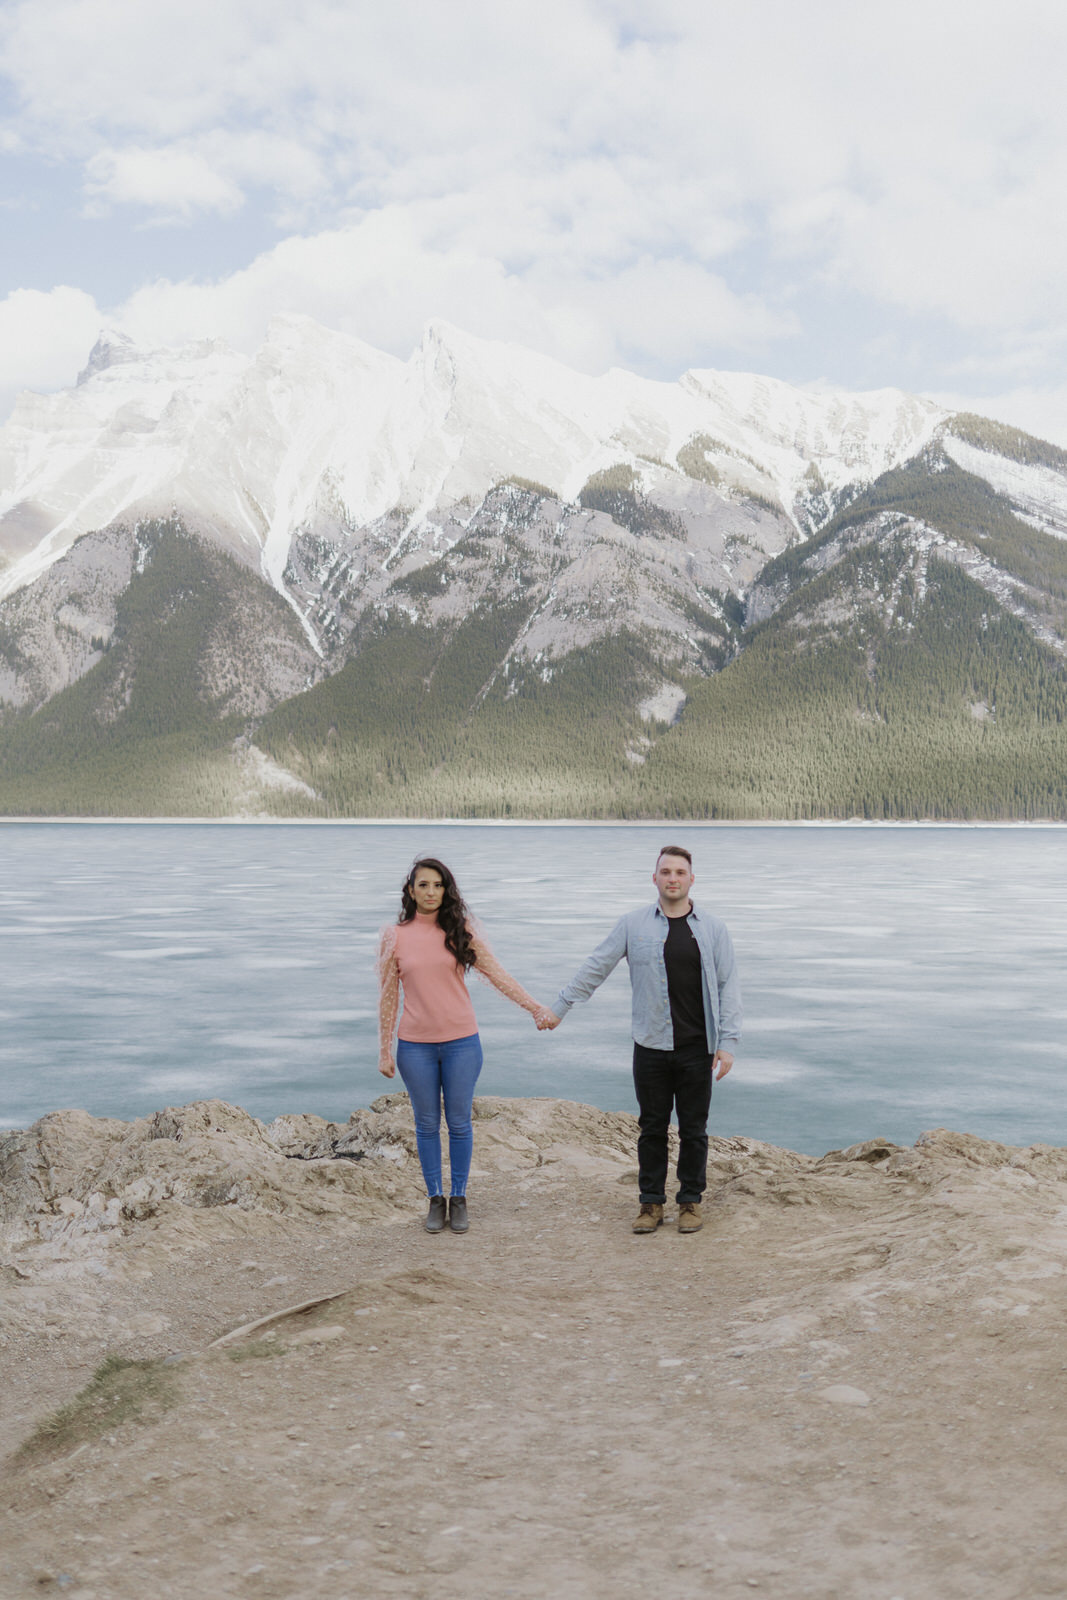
[818,1385,871,1407]
[288,1324,346,1345]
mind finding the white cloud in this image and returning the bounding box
[85,146,245,219]
[4,0,1067,430]
[3,248,1067,452]
[107,208,792,376]
[0,286,101,417]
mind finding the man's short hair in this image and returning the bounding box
[656,844,692,867]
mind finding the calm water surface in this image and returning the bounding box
[0,822,1064,1156]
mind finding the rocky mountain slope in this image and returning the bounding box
[2,1096,1066,1598]
[1,322,1066,817]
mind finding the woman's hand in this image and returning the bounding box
[533,1007,560,1031]
[378,1052,396,1078]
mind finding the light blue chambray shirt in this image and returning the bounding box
[553,901,742,1055]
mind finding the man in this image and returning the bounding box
[540,846,740,1234]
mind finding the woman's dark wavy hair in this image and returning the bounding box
[399,857,476,969]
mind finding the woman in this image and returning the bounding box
[378,856,554,1233]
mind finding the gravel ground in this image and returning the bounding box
[2,1102,1066,1599]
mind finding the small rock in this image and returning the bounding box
[818,1385,871,1407]
[288,1324,346,1345]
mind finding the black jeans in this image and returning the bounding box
[632,1041,714,1205]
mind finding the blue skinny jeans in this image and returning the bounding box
[395,1032,484,1198]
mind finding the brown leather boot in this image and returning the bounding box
[632,1202,664,1233]
[677,1202,703,1233]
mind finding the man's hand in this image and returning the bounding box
[378,1053,396,1078]
[534,1008,560,1031]
[713,1050,733,1080]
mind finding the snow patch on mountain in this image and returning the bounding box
[638,684,687,723]
[231,738,318,810]
[941,436,1067,539]
[681,370,945,512]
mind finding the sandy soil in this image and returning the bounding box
[1,1097,1066,1600]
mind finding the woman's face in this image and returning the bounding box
[411,868,445,916]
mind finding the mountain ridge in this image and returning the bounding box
[1,319,1065,819]
[0,316,946,615]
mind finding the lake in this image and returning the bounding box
[0,821,1064,1157]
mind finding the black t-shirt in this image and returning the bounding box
[663,912,707,1050]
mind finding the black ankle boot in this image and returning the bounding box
[425,1195,447,1232]
[448,1196,469,1233]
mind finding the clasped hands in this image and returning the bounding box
[379,1008,558,1075]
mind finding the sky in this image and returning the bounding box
[3,0,1067,440]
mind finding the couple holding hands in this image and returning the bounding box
[377,846,741,1235]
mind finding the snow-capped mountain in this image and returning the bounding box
[2,316,1066,820]
[0,316,946,612]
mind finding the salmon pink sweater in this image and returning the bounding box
[378,913,541,1048]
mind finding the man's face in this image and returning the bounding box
[653,853,694,904]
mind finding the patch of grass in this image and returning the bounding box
[225,1339,289,1361]
[15,1355,177,1464]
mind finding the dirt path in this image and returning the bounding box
[2,1101,1066,1599]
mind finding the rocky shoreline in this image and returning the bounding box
[3,1096,1066,1598]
